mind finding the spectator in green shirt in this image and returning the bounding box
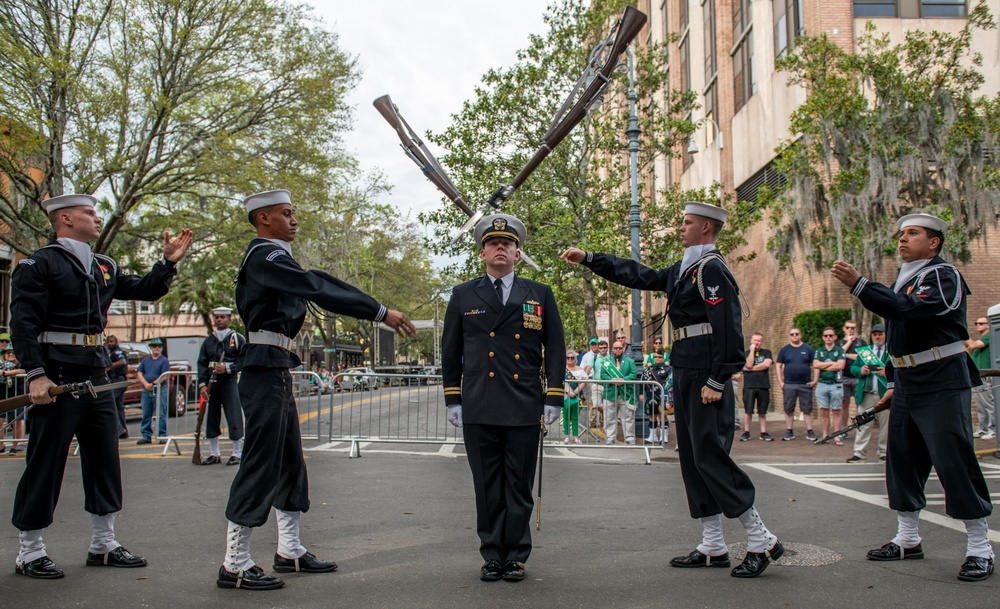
[813,327,847,445]
[966,317,995,440]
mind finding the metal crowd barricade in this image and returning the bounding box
[324,372,669,463]
[562,378,670,463]
[328,372,460,458]
[0,373,29,453]
[156,371,199,455]
[290,370,328,442]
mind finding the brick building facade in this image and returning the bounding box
[607,0,1000,353]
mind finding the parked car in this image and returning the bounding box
[339,366,381,392]
[119,341,194,418]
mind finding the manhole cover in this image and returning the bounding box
[727,542,842,567]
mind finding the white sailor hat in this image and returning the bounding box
[683,202,729,224]
[244,189,292,215]
[41,194,97,214]
[211,307,233,316]
[474,214,526,247]
[897,213,948,233]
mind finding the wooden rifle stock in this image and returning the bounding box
[0,380,133,416]
[192,366,218,464]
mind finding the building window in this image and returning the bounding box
[853,0,897,16]
[661,0,669,36]
[736,160,788,211]
[680,0,689,31]
[773,0,804,58]
[732,0,755,113]
[703,0,718,146]
[921,0,966,17]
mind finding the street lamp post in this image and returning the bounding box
[625,49,643,366]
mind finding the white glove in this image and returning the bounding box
[543,405,561,426]
[447,405,463,428]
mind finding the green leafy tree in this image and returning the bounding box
[0,0,359,255]
[766,0,1000,286]
[419,0,701,341]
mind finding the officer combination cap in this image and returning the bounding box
[212,306,233,316]
[148,337,164,346]
[683,202,729,224]
[871,323,886,333]
[474,214,525,248]
[244,189,292,215]
[41,194,98,214]
[897,213,948,233]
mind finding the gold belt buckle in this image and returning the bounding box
[84,334,98,347]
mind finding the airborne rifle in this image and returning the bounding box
[375,6,648,259]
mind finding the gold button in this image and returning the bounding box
[513,373,519,379]
[489,372,495,378]
[514,354,520,360]
[489,351,495,357]
[490,332,495,337]
[515,334,520,339]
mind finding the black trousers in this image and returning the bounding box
[205,379,243,441]
[12,365,121,531]
[225,367,309,527]
[673,367,756,519]
[112,386,127,433]
[463,423,539,563]
[886,388,993,519]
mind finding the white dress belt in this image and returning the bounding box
[248,330,294,352]
[890,340,966,369]
[38,331,105,347]
[671,323,713,342]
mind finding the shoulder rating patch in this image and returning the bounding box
[265,250,287,262]
[18,258,35,265]
[705,285,723,305]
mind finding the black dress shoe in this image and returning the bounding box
[480,559,503,581]
[273,551,337,573]
[731,540,784,578]
[227,456,241,466]
[86,546,148,567]
[15,556,65,579]
[866,541,923,561]
[201,455,221,465]
[501,560,526,581]
[217,565,285,590]
[669,549,731,568]
[958,556,994,581]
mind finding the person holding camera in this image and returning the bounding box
[847,324,890,463]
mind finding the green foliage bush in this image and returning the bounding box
[792,309,851,348]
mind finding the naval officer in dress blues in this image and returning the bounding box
[196,306,246,466]
[10,193,192,579]
[218,189,416,591]
[832,213,994,582]
[562,202,783,578]
[442,213,565,582]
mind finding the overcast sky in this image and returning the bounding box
[305,1,550,241]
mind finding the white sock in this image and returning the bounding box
[890,510,922,548]
[696,514,727,555]
[89,513,122,554]
[964,518,994,559]
[209,438,220,457]
[223,521,254,573]
[232,438,243,458]
[738,506,777,553]
[17,529,46,565]
[276,509,307,559]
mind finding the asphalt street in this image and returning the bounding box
[0,428,998,609]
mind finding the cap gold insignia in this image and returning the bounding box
[493,218,507,231]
